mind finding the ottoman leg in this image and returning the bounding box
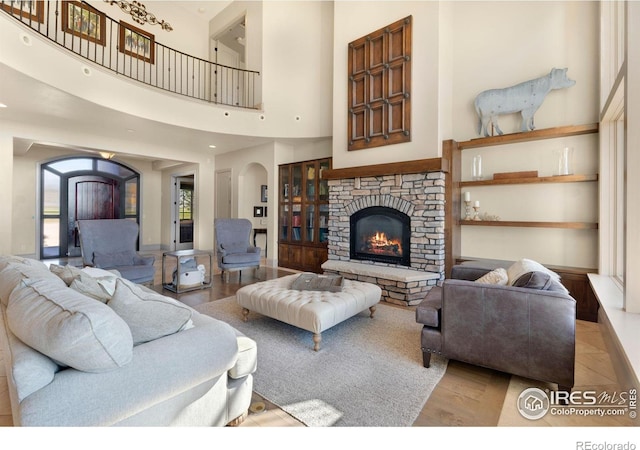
[369,305,377,318]
[313,333,321,351]
[242,308,250,322]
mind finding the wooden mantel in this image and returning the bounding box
[322,157,447,180]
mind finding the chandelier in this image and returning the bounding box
[104,0,173,31]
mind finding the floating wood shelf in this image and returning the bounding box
[460,174,598,187]
[460,220,598,230]
[457,123,599,150]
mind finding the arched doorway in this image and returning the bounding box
[40,156,141,259]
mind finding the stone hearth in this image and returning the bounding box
[323,172,446,306]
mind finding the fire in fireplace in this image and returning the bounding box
[350,206,411,266]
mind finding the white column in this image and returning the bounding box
[0,135,14,255]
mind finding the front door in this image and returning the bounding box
[67,175,119,257]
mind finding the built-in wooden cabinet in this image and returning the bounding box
[278,158,331,273]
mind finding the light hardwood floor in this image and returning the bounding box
[0,252,636,428]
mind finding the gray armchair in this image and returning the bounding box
[417,263,576,393]
[76,219,155,285]
[214,218,261,281]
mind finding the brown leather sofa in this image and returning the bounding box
[416,263,576,392]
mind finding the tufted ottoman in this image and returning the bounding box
[235,273,381,351]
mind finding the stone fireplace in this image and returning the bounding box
[321,171,446,306]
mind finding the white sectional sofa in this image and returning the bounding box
[0,255,257,426]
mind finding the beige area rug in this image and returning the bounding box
[195,297,448,427]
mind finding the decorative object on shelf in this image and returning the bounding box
[463,191,472,220]
[480,212,501,221]
[62,1,106,45]
[555,146,574,175]
[253,206,264,217]
[472,200,481,221]
[474,68,575,137]
[105,0,173,31]
[119,21,155,63]
[261,185,268,203]
[472,155,483,180]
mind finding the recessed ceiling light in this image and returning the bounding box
[0,103,7,108]
[127,129,135,133]
[208,145,217,149]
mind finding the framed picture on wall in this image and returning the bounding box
[261,185,268,203]
[253,206,264,218]
[61,1,106,45]
[2,0,44,23]
[119,21,155,64]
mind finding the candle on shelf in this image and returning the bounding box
[464,191,471,202]
[474,200,480,207]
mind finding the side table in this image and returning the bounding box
[162,249,213,293]
[253,228,267,257]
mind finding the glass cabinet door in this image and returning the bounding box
[319,160,330,201]
[280,166,289,202]
[319,204,329,244]
[305,162,316,202]
[305,204,315,243]
[280,204,289,240]
[292,165,302,202]
[291,203,302,241]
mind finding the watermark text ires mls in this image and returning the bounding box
[517,387,637,420]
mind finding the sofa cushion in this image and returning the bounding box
[222,253,260,264]
[81,267,121,295]
[475,267,508,285]
[7,278,133,372]
[70,274,111,303]
[513,271,569,294]
[93,250,136,268]
[0,261,66,306]
[49,263,84,286]
[108,279,193,345]
[506,258,561,285]
[0,255,48,272]
[1,307,60,401]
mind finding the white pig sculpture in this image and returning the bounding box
[474,68,575,137]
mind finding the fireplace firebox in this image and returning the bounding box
[350,206,411,266]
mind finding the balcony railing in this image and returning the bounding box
[1,0,261,109]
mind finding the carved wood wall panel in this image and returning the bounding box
[348,16,412,151]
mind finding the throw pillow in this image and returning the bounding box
[81,267,121,296]
[49,263,84,286]
[108,279,193,345]
[506,258,561,286]
[7,278,133,372]
[70,274,111,303]
[291,273,344,292]
[93,250,135,268]
[513,271,569,294]
[475,268,509,285]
